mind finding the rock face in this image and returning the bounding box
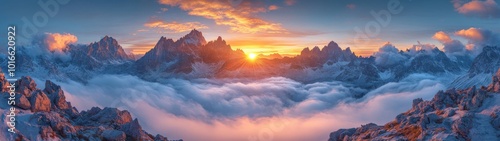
[29,90,52,112]
[328,68,500,141]
[294,41,357,68]
[85,36,135,62]
[136,29,206,73]
[101,129,126,141]
[469,46,500,75]
[488,69,500,92]
[0,74,171,141]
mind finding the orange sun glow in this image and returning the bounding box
[247,53,257,60]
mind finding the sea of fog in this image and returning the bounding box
[33,74,447,141]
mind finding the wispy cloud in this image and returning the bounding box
[452,0,500,18]
[285,0,296,6]
[432,31,466,54]
[157,0,287,33]
[346,4,356,9]
[269,5,279,11]
[144,20,208,33]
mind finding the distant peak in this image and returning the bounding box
[327,41,340,48]
[100,35,116,42]
[217,36,223,42]
[181,29,206,45]
[159,36,167,41]
[188,29,202,36]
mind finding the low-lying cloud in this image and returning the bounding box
[373,42,407,66]
[45,72,448,141]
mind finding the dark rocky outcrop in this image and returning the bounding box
[328,68,500,141]
[0,74,171,141]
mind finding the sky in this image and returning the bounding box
[1,0,499,56]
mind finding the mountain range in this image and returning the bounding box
[4,29,497,89]
[1,29,500,140]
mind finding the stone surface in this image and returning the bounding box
[15,76,37,97]
[29,90,51,112]
[0,74,171,141]
[101,129,126,141]
[328,71,500,141]
[43,80,70,110]
[15,93,31,110]
[488,68,500,92]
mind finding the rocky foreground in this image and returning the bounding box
[0,73,172,141]
[328,68,500,141]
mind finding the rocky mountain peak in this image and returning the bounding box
[469,46,500,75]
[85,36,134,62]
[217,36,223,42]
[180,29,206,46]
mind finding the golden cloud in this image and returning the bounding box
[432,31,452,43]
[455,27,485,41]
[269,5,279,11]
[43,33,78,52]
[144,20,208,33]
[158,0,287,33]
[453,0,500,18]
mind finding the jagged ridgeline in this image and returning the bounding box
[0,72,174,141]
[4,29,498,89]
[328,68,500,141]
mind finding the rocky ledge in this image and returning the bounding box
[329,68,500,141]
[0,73,172,141]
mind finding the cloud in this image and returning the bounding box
[453,0,500,18]
[346,4,356,9]
[35,33,78,52]
[431,27,500,56]
[158,0,286,33]
[268,5,279,11]
[455,27,500,45]
[432,31,452,43]
[432,31,467,54]
[285,0,296,5]
[144,20,208,33]
[373,42,408,66]
[29,33,77,61]
[51,72,446,141]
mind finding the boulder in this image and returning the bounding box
[29,90,51,112]
[15,76,37,97]
[0,73,9,92]
[87,107,133,125]
[154,134,169,141]
[120,119,152,141]
[101,129,126,141]
[44,80,70,110]
[15,93,31,110]
[488,68,500,92]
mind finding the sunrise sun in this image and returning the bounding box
[247,53,257,60]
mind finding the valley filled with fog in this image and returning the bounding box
[28,72,447,140]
